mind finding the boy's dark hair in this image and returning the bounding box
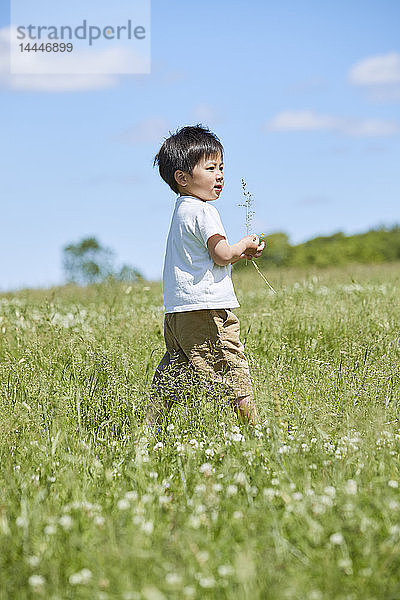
[154,124,224,194]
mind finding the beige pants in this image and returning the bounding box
[146,308,259,425]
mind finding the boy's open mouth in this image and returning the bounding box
[214,185,222,191]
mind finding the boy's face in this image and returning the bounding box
[175,153,224,201]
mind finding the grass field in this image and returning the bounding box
[1,262,400,599]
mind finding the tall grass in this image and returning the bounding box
[0,263,399,599]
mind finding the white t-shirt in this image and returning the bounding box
[163,195,240,313]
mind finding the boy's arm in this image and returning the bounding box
[207,234,265,267]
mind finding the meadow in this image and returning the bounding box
[1,262,399,600]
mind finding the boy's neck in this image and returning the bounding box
[178,194,211,203]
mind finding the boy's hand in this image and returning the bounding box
[244,241,265,260]
[242,235,265,259]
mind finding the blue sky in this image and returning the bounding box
[1,0,399,290]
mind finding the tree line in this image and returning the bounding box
[234,226,400,269]
[64,227,400,285]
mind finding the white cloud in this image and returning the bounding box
[349,52,400,86]
[268,110,337,131]
[192,103,221,125]
[266,110,399,137]
[0,25,131,92]
[118,117,170,144]
[348,52,400,102]
[342,118,399,137]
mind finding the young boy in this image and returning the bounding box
[145,125,265,427]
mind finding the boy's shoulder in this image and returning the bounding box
[175,196,219,217]
[170,197,222,237]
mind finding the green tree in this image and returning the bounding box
[115,264,143,283]
[260,232,292,267]
[234,232,291,270]
[62,237,142,285]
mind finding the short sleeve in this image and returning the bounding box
[196,204,226,247]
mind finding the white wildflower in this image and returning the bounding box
[183,586,196,597]
[165,572,182,585]
[344,479,357,495]
[388,480,398,488]
[117,499,130,511]
[292,492,303,501]
[69,568,92,585]
[311,502,325,516]
[44,524,56,535]
[188,515,201,529]
[198,576,215,588]
[142,520,154,535]
[390,525,400,537]
[330,532,344,545]
[226,485,238,497]
[175,442,185,455]
[308,590,323,600]
[124,490,138,501]
[16,516,28,528]
[26,556,40,568]
[197,551,209,562]
[218,565,234,577]
[59,515,73,530]
[159,495,171,506]
[338,558,352,573]
[234,472,247,486]
[29,575,45,588]
[199,463,213,476]
[263,488,276,500]
[320,495,334,507]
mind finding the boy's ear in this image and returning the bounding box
[174,170,188,187]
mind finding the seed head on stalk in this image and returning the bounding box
[238,179,276,294]
[239,179,255,236]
